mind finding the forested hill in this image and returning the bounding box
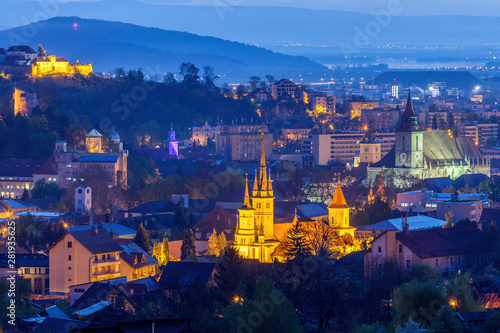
[0,73,257,159]
[0,16,327,82]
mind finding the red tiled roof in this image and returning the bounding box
[396,226,491,259]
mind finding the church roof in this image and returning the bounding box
[86,129,102,137]
[328,185,350,209]
[370,130,482,168]
[360,131,380,144]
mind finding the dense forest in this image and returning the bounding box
[0,64,257,158]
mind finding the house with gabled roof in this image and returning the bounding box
[47,228,124,295]
[117,239,158,281]
[363,226,493,276]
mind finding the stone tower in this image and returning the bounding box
[167,123,178,157]
[395,91,424,168]
[328,184,355,237]
[85,129,102,153]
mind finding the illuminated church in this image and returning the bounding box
[234,135,356,262]
[234,135,281,262]
[367,92,490,188]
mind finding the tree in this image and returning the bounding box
[180,229,197,261]
[163,72,176,84]
[444,211,454,228]
[214,246,243,302]
[444,272,481,312]
[37,44,46,57]
[134,223,152,253]
[482,311,500,333]
[219,274,302,333]
[206,229,219,256]
[249,76,261,90]
[31,179,63,199]
[217,232,227,256]
[429,306,463,333]
[162,237,170,265]
[202,66,218,90]
[393,280,445,327]
[284,221,311,261]
[305,220,337,258]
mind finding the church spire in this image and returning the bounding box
[396,88,420,132]
[242,174,253,210]
[257,133,268,193]
[328,185,350,209]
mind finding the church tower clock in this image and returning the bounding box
[395,91,424,168]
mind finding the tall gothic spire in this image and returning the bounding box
[257,133,268,191]
[242,174,253,210]
[396,88,420,132]
[328,185,350,209]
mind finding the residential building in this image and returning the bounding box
[360,108,400,131]
[44,129,128,189]
[248,88,272,103]
[47,229,124,295]
[216,124,272,161]
[301,131,395,165]
[397,189,488,214]
[281,124,311,140]
[364,226,492,276]
[308,92,336,114]
[118,240,158,281]
[436,196,489,224]
[458,122,499,146]
[0,159,44,198]
[355,215,446,240]
[271,79,297,99]
[348,101,379,118]
[0,254,49,295]
[191,121,221,146]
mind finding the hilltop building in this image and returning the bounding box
[31,55,93,77]
[0,46,92,77]
[367,92,489,188]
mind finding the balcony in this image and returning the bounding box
[92,258,120,267]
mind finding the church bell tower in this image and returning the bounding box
[395,90,424,168]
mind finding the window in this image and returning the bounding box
[378,245,382,253]
[68,266,72,270]
[450,257,453,266]
[67,241,72,248]
[74,288,85,293]
[399,245,402,253]
[102,255,105,261]
[68,255,72,261]
[435,259,439,267]
[24,268,30,274]
[107,254,111,260]
[406,260,411,268]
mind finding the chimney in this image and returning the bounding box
[93,227,98,235]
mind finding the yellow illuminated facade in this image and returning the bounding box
[31,55,93,77]
[328,185,356,238]
[234,135,280,262]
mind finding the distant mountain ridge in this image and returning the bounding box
[1,2,499,46]
[0,17,327,81]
